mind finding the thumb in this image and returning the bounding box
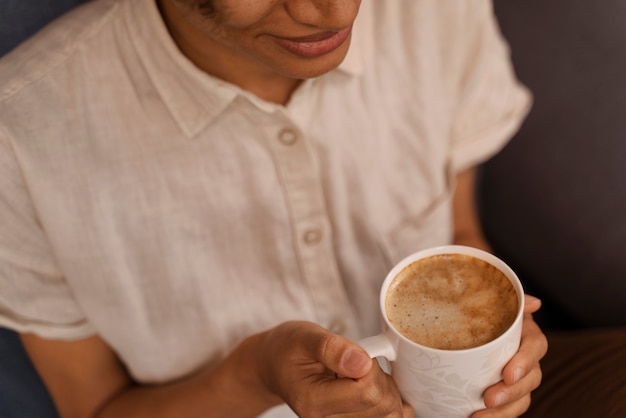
[314,333,373,379]
[338,346,374,378]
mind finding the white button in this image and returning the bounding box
[328,319,347,335]
[278,128,298,146]
[303,228,322,245]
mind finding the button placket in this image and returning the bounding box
[303,227,323,245]
[267,121,358,336]
[278,127,298,146]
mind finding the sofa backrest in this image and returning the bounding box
[0,0,90,56]
[479,0,626,329]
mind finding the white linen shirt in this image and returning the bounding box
[0,0,529,390]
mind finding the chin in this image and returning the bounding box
[279,53,349,80]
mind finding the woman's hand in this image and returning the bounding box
[473,295,548,417]
[255,321,413,417]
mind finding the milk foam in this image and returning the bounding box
[385,254,518,350]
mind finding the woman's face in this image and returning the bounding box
[163,0,362,81]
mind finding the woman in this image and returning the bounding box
[0,0,546,416]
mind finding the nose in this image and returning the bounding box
[284,0,361,29]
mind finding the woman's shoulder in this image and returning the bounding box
[0,0,121,102]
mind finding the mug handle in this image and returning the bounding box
[358,334,397,361]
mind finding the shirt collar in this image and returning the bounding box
[125,0,368,138]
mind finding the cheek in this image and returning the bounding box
[215,0,279,28]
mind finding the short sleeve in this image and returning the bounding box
[0,124,93,340]
[448,0,532,173]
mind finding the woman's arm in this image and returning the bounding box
[452,168,491,251]
[21,321,412,418]
[20,332,280,418]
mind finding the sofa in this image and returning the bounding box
[479,0,626,330]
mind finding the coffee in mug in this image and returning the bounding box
[359,245,524,418]
[385,253,518,350]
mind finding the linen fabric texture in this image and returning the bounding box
[0,0,529,385]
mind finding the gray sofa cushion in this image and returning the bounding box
[479,0,626,329]
[0,0,86,56]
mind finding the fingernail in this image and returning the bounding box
[513,367,524,383]
[342,349,370,374]
[494,391,508,407]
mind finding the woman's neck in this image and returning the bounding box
[157,0,302,105]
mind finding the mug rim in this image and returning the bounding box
[379,245,525,354]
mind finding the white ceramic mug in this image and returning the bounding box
[359,245,524,418]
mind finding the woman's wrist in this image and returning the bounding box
[210,331,284,415]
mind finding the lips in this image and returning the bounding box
[270,25,353,58]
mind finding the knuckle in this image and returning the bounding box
[536,331,548,354]
[403,404,415,418]
[518,362,543,395]
[392,406,409,418]
[360,384,385,408]
[290,392,321,418]
[520,394,532,414]
[540,335,549,357]
[533,364,543,390]
[314,332,337,361]
[387,405,407,418]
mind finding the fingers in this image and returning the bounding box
[402,403,415,418]
[331,399,413,418]
[523,294,542,315]
[476,312,547,417]
[472,394,532,418]
[304,324,373,379]
[331,345,374,379]
[501,312,548,386]
[481,362,541,413]
[315,365,404,416]
[263,321,373,379]
[261,321,408,417]
[300,332,402,415]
